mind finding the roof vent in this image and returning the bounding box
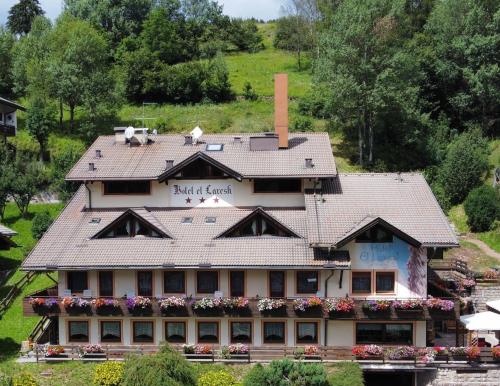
[184,135,193,145]
[233,136,242,143]
[95,149,102,158]
[165,160,174,170]
[305,158,314,168]
[88,162,96,171]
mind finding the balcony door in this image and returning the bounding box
[269,271,285,297]
[137,271,153,297]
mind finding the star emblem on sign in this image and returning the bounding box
[185,197,191,204]
[213,197,219,203]
[199,197,205,203]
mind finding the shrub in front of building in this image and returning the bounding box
[12,372,37,386]
[464,185,499,232]
[198,370,237,386]
[93,362,123,386]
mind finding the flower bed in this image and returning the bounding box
[324,298,355,317]
[386,346,417,360]
[93,298,121,316]
[222,297,250,316]
[126,296,152,316]
[257,298,287,316]
[192,297,223,316]
[351,345,383,359]
[362,300,391,314]
[45,345,66,358]
[158,296,188,316]
[293,296,324,316]
[426,298,455,314]
[29,297,59,315]
[61,297,91,315]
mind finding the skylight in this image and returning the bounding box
[205,217,216,224]
[181,217,193,224]
[206,143,224,151]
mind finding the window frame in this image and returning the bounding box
[350,271,372,295]
[98,271,114,297]
[197,321,220,344]
[229,270,245,297]
[295,321,319,345]
[103,181,151,195]
[68,320,89,343]
[137,271,154,297]
[132,320,155,344]
[67,271,88,294]
[375,271,396,294]
[355,322,414,345]
[163,271,186,294]
[99,320,122,343]
[350,270,397,296]
[230,320,253,344]
[296,271,319,294]
[262,321,287,344]
[196,271,219,294]
[165,321,187,344]
[253,179,302,194]
[268,271,286,298]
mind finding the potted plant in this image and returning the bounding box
[426,298,455,316]
[362,300,391,317]
[492,347,500,362]
[460,278,476,295]
[29,297,59,315]
[257,298,287,317]
[324,297,355,318]
[158,296,188,316]
[386,346,417,361]
[126,296,152,316]
[78,344,105,358]
[293,296,324,317]
[393,299,423,317]
[61,297,91,316]
[351,345,383,360]
[192,297,223,316]
[449,347,468,361]
[45,345,67,359]
[222,297,251,316]
[93,298,121,316]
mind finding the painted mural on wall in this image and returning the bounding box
[356,237,426,297]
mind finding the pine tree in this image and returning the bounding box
[7,0,44,35]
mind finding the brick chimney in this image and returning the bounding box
[274,73,289,148]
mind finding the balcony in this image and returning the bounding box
[23,288,460,320]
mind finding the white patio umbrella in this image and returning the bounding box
[486,300,500,313]
[460,311,500,331]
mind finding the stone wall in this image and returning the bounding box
[471,284,500,312]
[418,368,500,386]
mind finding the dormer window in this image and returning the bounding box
[355,225,393,243]
[219,210,298,238]
[93,210,171,239]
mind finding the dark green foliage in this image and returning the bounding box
[229,18,264,52]
[0,27,15,97]
[50,146,84,202]
[202,53,234,102]
[430,182,452,213]
[328,362,364,386]
[7,0,44,35]
[122,344,196,386]
[243,82,258,101]
[464,185,500,232]
[293,116,314,132]
[0,149,14,220]
[242,359,329,386]
[274,16,314,69]
[25,98,56,161]
[437,129,489,205]
[31,211,53,240]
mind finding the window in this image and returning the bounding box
[351,272,372,294]
[356,323,413,345]
[205,217,216,224]
[296,322,318,344]
[133,321,154,343]
[198,322,219,343]
[98,214,163,239]
[181,217,193,224]
[254,179,301,193]
[67,271,88,293]
[100,321,121,343]
[231,322,252,343]
[224,212,296,238]
[165,322,186,343]
[230,271,245,297]
[355,225,393,243]
[137,271,153,297]
[68,321,89,342]
[206,144,224,151]
[197,271,218,294]
[269,271,285,297]
[263,322,285,344]
[103,181,151,195]
[98,271,113,297]
[180,159,225,178]
[376,272,395,293]
[164,271,185,294]
[296,271,318,294]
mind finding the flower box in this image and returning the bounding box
[222,297,251,316]
[126,296,153,316]
[44,345,67,359]
[362,300,391,317]
[426,298,455,315]
[93,298,122,316]
[324,298,355,318]
[220,344,250,360]
[158,297,188,316]
[29,297,59,315]
[352,345,383,360]
[449,347,470,361]
[61,297,92,316]
[192,297,223,316]
[183,344,213,360]
[293,297,324,317]
[386,346,417,361]
[257,298,287,317]
[78,344,105,358]
[493,347,500,361]
[294,346,321,360]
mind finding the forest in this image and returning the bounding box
[0,0,499,234]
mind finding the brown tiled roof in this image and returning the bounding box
[0,224,16,236]
[21,186,350,270]
[305,173,459,247]
[65,133,337,181]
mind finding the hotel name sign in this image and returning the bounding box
[170,181,234,207]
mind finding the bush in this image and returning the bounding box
[198,370,237,386]
[464,185,499,232]
[243,360,328,386]
[431,182,452,213]
[243,82,258,101]
[31,211,53,240]
[123,344,196,386]
[328,362,364,386]
[0,373,12,386]
[293,116,314,132]
[93,362,124,386]
[243,364,268,386]
[12,372,37,386]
